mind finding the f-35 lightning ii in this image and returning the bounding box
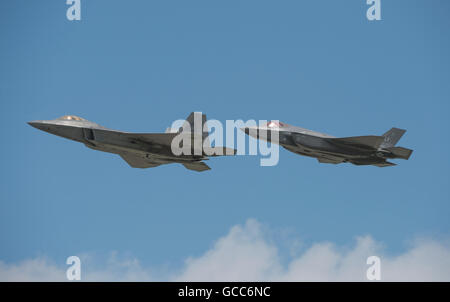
[242,121,412,167]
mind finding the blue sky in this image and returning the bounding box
[1,1,449,279]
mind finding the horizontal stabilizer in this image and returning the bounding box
[374,161,397,167]
[328,135,384,149]
[386,146,413,160]
[182,161,211,172]
[119,154,160,169]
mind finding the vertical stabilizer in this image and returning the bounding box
[183,112,208,134]
[380,128,406,148]
[182,112,210,154]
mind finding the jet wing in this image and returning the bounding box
[126,133,179,146]
[373,161,397,167]
[326,135,384,149]
[182,162,211,172]
[119,154,161,169]
[123,132,213,150]
[125,133,236,157]
[94,130,235,156]
[90,129,178,146]
[203,147,237,156]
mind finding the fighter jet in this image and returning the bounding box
[28,112,235,172]
[241,121,412,167]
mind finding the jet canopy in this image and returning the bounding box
[58,115,86,121]
[266,121,286,128]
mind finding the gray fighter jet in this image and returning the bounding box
[242,121,412,167]
[28,112,235,172]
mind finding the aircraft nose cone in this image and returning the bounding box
[28,121,43,129]
[27,121,50,131]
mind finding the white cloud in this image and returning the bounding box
[1,219,450,281]
[0,258,65,282]
[0,254,155,282]
[174,219,282,281]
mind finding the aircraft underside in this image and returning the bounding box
[84,140,210,171]
[282,144,394,167]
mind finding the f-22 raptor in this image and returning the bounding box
[242,121,413,167]
[28,112,234,172]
